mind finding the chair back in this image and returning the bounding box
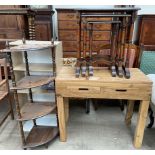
[139,45,155,75]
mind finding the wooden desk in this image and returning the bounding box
[55,66,152,148]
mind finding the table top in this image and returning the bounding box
[56,66,152,85]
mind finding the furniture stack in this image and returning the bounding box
[56,8,140,78]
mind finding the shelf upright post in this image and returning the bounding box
[22,38,37,126]
[27,11,36,40]
[51,38,56,77]
[51,38,59,129]
[5,41,26,146]
[27,12,37,126]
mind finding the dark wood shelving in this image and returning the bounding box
[11,76,55,90]
[0,6,58,148]
[17,102,56,121]
[23,126,58,149]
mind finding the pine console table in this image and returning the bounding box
[55,66,152,148]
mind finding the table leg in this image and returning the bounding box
[134,100,149,148]
[57,96,67,142]
[125,100,135,126]
[64,98,69,123]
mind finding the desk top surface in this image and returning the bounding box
[56,67,152,84]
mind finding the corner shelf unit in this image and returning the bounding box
[0,40,63,149]
[9,40,62,98]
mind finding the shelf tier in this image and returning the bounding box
[1,44,54,53]
[17,87,54,94]
[23,126,58,149]
[11,75,55,90]
[9,40,60,46]
[13,63,53,72]
[17,102,56,121]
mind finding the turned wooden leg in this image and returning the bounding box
[64,98,69,123]
[56,96,67,142]
[134,100,149,148]
[125,100,135,126]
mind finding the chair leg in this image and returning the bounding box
[8,93,14,120]
[147,108,154,128]
[85,99,90,114]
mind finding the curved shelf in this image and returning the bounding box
[23,126,58,149]
[13,63,53,72]
[17,88,55,94]
[11,76,55,90]
[17,102,56,121]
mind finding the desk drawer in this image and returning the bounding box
[67,86,100,94]
[101,84,151,100]
[56,82,151,100]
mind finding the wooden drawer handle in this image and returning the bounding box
[115,89,127,92]
[78,88,89,91]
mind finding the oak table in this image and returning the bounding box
[55,66,152,148]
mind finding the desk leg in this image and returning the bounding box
[64,98,69,123]
[57,96,67,142]
[125,100,135,126]
[134,100,149,148]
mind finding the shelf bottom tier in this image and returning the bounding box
[23,125,59,149]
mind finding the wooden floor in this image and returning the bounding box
[0,100,155,150]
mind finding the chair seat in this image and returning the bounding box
[147,74,155,105]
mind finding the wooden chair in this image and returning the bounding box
[0,58,14,126]
[139,45,155,128]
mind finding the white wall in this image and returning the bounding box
[136,5,155,14]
